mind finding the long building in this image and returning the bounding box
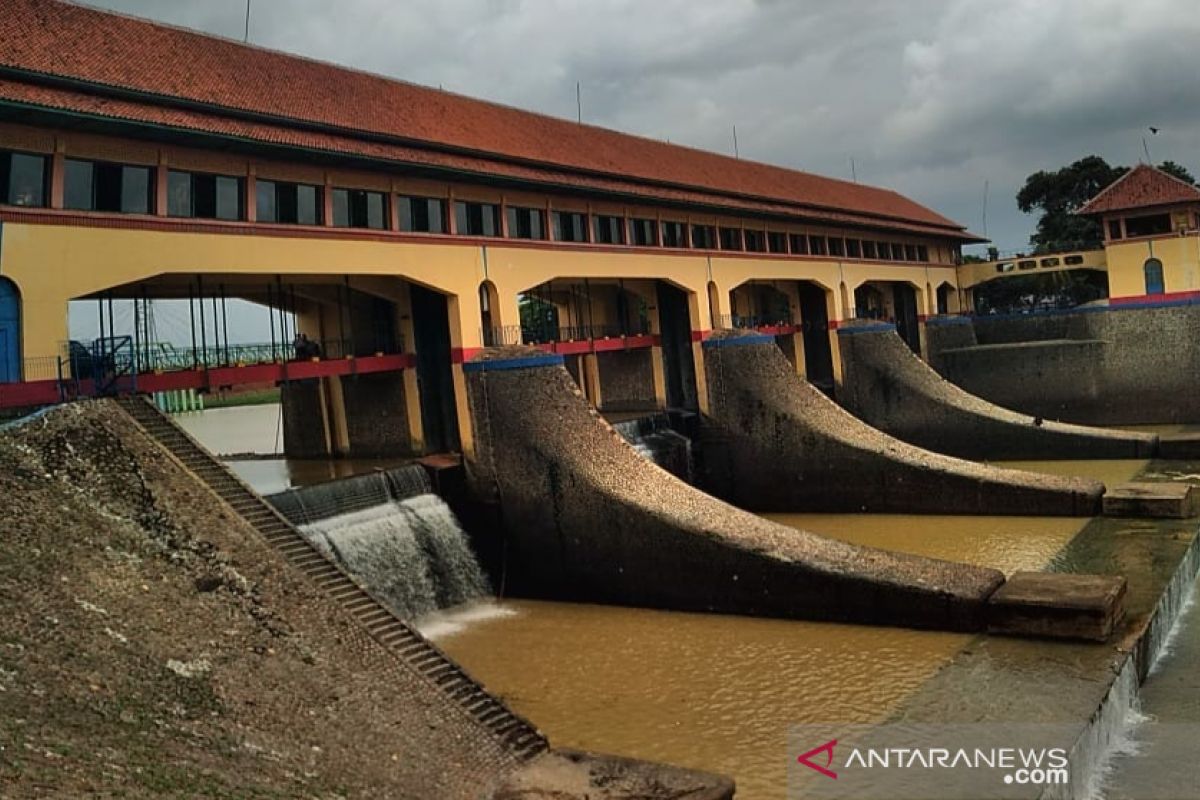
[0,0,983,456]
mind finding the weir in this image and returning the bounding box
[459,347,1129,634]
[268,467,489,621]
[836,323,1158,460]
[610,415,694,482]
[698,330,1103,516]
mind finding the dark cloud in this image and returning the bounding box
[75,0,1200,255]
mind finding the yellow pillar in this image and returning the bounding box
[323,374,351,457]
[829,284,847,388]
[395,282,426,453]
[688,291,711,415]
[583,352,603,408]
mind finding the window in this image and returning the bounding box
[809,235,827,256]
[168,170,243,220]
[917,245,929,262]
[630,217,658,246]
[256,180,321,225]
[828,237,845,258]
[1,151,47,207]
[875,241,890,260]
[904,244,918,261]
[454,200,501,237]
[846,239,862,259]
[767,232,788,254]
[332,188,386,229]
[1125,213,1170,238]
[744,230,766,253]
[719,227,743,251]
[63,159,152,214]
[891,243,905,260]
[691,224,716,249]
[662,220,686,248]
[789,233,808,255]
[593,214,627,245]
[553,210,588,242]
[1107,219,1123,240]
[399,196,447,233]
[506,206,545,240]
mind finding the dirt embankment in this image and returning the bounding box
[0,402,520,799]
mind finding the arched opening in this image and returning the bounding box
[1144,257,1165,296]
[478,281,501,346]
[410,283,460,453]
[936,282,953,314]
[796,281,834,391]
[0,277,20,383]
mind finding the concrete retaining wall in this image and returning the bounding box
[837,325,1156,460]
[281,379,327,458]
[340,372,413,457]
[927,304,1200,425]
[596,349,657,412]
[463,348,1006,632]
[698,331,1103,516]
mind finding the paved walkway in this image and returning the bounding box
[1104,575,1200,800]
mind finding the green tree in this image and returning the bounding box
[1017,157,1196,253]
[1016,156,1125,253]
[1158,160,1196,184]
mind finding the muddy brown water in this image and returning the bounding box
[175,405,1148,799]
[434,460,1145,800]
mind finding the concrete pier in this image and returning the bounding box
[462,348,1006,632]
[698,331,1104,516]
[837,324,1157,460]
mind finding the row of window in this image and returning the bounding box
[0,149,934,261]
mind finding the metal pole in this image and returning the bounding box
[198,275,208,369]
[336,280,345,357]
[211,294,220,367]
[276,276,287,358]
[221,284,230,367]
[189,282,198,369]
[267,282,277,362]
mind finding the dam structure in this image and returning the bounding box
[2,3,1200,798]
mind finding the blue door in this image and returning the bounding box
[1144,258,1165,296]
[0,278,20,383]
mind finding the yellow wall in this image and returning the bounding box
[1104,235,1200,299]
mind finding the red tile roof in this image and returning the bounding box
[1078,163,1200,215]
[0,0,978,239]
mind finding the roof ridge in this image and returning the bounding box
[68,0,884,200]
[14,0,964,232]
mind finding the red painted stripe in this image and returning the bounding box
[0,354,416,409]
[1110,289,1200,305]
[827,320,841,330]
[451,347,483,364]
[690,329,711,342]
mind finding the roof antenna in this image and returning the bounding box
[1143,126,1158,163]
[243,0,251,42]
[849,156,857,182]
[576,82,582,124]
[981,179,989,238]
[732,125,740,159]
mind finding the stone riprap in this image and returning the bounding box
[926,303,1200,426]
[699,331,1104,516]
[463,347,1006,632]
[837,324,1157,460]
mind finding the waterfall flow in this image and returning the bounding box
[267,465,490,622]
[299,495,490,622]
[612,415,694,482]
[269,464,432,525]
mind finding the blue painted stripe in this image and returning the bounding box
[836,323,897,336]
[461,353,564,373]
[701,334,776,349]
[924,315,973,327]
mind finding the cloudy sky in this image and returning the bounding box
[68,0,1200,341]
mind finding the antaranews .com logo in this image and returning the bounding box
[789,724,1076,799]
